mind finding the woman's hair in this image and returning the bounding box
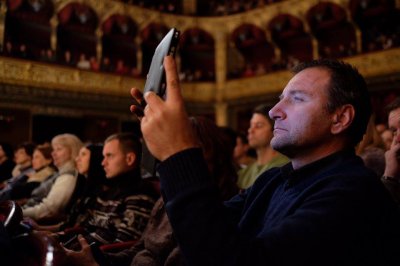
[16,142,36,157]
[189,116,238,201]
[35,143,53,161]
[85,143,106,193]
[0,142,14,159]
[51,133,83,160]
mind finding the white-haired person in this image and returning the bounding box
[22,133,83,223]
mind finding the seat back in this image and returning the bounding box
[0,200,23,234]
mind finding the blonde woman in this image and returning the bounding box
[23,133,83,222]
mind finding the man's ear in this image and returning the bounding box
[125,152,136,167]
[331,104,355,135]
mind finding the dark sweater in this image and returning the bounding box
[158,148,400,266]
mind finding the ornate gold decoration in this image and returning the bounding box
[2,0,400,122]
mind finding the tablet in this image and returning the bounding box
[143,28,180,99]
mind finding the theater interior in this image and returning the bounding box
[1,0,399,146]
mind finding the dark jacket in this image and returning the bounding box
[158,148,400,266]
[0,159,15,183]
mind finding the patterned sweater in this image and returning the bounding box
[77,169,159,247]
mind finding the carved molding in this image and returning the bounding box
[1,47,399,106]
[1,0,400,119]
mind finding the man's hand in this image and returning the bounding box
[384,136,400,178]
[64,235,99,266]
[130,56,198,161]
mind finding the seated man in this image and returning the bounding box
[237,104,289,189]
[62,133,158,249]
[129,56,400,265]
[382,97,400,205]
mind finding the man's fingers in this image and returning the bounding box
[77,235,90,249]
[130,87,145,108]
[144,91,164,110]
[130,87,143,101]
[130,104,144,119]
[164,56,183,104]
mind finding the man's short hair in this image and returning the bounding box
[105,133,142,163]
[253,104,274,126]
[386,97,400,114]
[293,59,371,146]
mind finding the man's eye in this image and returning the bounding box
[293,96,303,102]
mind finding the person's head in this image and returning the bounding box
[269,58,371,162]
[76,146,91,176]
[14,142,36,166]
[356,114,385,155]
[76,143,104,175]
[376,123,387,134]
[64,50,71,59]
[189,116,238,200]
[0,142,13,161]
[248,104,274,151]
[76,143,106,190]
[51,134,83,168]
[32,144,53,171]
[386,97,400,144]
[102,133,141,179]
[234,131,251,161]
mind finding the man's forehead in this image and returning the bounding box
[389,108,400,124]
[104,139,120,152]
[283,67,330,94]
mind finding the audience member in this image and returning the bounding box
[237,104,289,190]
[376,123,387,134]
[65,116,239,266]
[0,143,55,201]
[17,43,32,59]
[382,97,400,205]
[61,133,158,250]
[0,141,35,191]
[0,142,16,183]
[115,59,129,75]
[381,129,393,150]
[45,48,56,63]
[24,143,105,232]
[130,56,400,265]
[356,115,386,176]
[100,57,113,72]
[61,50,75,67]
[3,41,14,57]
[11,142,36,178]
[233,131,255,169]
[22,134,82,222]
[89,56,100,71]
[77,53,91,70]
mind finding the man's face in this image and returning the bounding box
[102,139,133,179]
[247,113,273,150]
[269,67,333,158]
[14,148,31,165]
[388,107,400,145]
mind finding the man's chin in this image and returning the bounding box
[271,140,291,156]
